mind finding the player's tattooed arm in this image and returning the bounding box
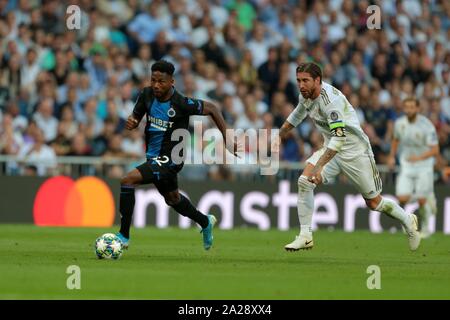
[272,121,295,154]
[202,101,239,156]
[308,148,338,184]
[315,148,338,168]
[279,121,295,139]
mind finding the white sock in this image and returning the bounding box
[301,225,312,236]
[420,203,432,233]
[427,193,437,215]
[375,197,412,230]
[298,175,315,237]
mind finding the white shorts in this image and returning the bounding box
[396,166,434,198]
[307,148,382,199]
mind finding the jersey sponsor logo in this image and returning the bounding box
[148,115,174,131]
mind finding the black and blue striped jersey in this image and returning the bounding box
[132,86,205,166]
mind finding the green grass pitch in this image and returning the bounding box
[1,224,450,299]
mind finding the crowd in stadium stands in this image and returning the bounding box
[0,0,449,182]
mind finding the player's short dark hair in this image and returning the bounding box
[403,97,419,106]
[296,62,322,83]
[151,60,175,76]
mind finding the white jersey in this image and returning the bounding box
[287,82,372,160]
[393,114,438,170]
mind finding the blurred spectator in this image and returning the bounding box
[66,132,92,157]
[0,112,23,156]
[151,31,171,61]
[247,22,271,68]
[131,44,153,82]
[234,94,264,130]
[226,0,256,32]
[201,26,228,71]
[0,0,447,182]
[122,129,145,159]
[238,49,258,88]
[32,98,58,142]
[127,2,163,45]
[17,127,56,176]
[258,47,280,102]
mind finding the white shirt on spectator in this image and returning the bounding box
[211,5,229,28]
[234,114,264,131]
[246,40,269,68]
[13,115,28,133]
[33,113,58,142]
[122,138,144,158]
[21,62,40,90]
[117,99,135,120]
[18,143,57,176]
[328,23,346,43]
[402,0,422,18]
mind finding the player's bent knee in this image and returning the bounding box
[366,200,378,210]
[120,175,135,186]
[164,193,181,206]
[418,198,427,206]
[120,169,143,186]
[397,196,410,206]
[298,175,316,191]
[364,196,380,210]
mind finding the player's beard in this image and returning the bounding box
[153,90,163,98]
[300,87,314,99]
[407,113,417,122]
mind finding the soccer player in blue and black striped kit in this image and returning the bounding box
[116,60,237,250]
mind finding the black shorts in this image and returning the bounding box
[136,161,183,194]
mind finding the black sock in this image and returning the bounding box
[171,194,209,229]
[119,185,135,238]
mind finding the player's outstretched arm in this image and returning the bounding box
[308,148,338,184]
[271,121,295,154]
[202,101,238,156]
[125,115,140,130]
[126,88,148,130]
[280,121,295,139]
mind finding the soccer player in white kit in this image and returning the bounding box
[279,62,420,251]
[388,98,439,239]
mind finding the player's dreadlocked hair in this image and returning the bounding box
[296,62,323,83]
[151,60,175,76]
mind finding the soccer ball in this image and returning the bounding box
[94,233,123,260]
